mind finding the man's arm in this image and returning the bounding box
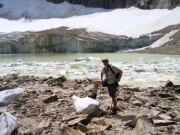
[112,65,123,82]
[117,69,123,82]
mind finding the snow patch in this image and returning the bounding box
[0,0,180,38]
[124,29,179,52]
[149,30,179,48]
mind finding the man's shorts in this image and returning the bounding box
[102,79,118,97]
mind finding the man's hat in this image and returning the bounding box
[101,58,108,62]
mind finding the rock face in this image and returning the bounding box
[0,3,3,8]
[0,27,160,54]
[47,0,180,9]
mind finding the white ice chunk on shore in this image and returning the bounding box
[0,112,18,135]
[72,95,100,114]
[0,88,24,107]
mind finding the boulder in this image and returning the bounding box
[87,118,111,133]
[55,76,67,83]
[91,117,107,125]
[164,80,173,87]
[77,123,89,133]
[131,117,156,135]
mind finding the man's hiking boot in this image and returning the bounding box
[88,93,97,99]
[111,108,117,115]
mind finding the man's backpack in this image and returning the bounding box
[109,65,120,81]
[104,65,120,86]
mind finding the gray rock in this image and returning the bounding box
[153,119,176,126]
[131,117,156,135]
[55,76,67,83]
[137,108,160,119]
[158,114,172,120]
[63,80,77,89]
[62,126,82,135]
[38,119,52,128]
[84,84,94,92]
[43,95,58,103]
[175,86,180,93]
[62,114,85,122]
[67,116,87,126]
[144,101,157,107]
[132,101,142,107]
[159,93,174,98]
[77,123,89,133]
[164,80,173,87]
[158,105,172,111]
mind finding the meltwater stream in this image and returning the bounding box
[0,53,179,88]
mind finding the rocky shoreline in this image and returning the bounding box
[0,74,180,134]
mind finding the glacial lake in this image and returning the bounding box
[0,53,180,88]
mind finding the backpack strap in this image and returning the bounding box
[104,65,119,80]
[109,65,117,79]
[110,65,119,86]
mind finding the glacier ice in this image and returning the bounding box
[0,112,18,135]
[0,88,24,107]
[72,95,100,114]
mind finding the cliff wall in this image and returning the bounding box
[47,0,180,9]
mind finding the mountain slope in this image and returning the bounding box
[0,6,180,38]
[0,0,109,20]
[48,0,180,9]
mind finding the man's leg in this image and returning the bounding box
[108,84,118,115]
[112,97,117,109]
[94,80,102,94]
[111,96,117,115]
[88,80,102,99]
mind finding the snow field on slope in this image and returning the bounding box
[0,0,180,37]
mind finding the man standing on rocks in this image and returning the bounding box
[89,58,123,115]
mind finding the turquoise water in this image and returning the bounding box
[0,53,179,63]
[0,53,179,88]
